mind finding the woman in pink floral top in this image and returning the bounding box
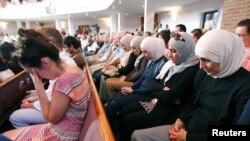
[7,28,90,141]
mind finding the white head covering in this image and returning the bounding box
[159,32,197,82]
[140,37,165,61]
[119,34,134,67]
[130,36,145,67]
[195,29,245,78]
[155,60,175,80]
[130,36,144,48]
[120,34,134,49]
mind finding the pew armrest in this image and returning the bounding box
[2,127,25,141]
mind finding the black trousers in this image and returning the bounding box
[118,100,179,141]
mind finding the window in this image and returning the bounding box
[202,10,219,30]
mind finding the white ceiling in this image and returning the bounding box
[54,0,201,21]
[0,0,202,22]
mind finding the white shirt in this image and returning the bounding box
[0,69,15,82]
[204,20,215,30]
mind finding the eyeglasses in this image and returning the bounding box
[172,32,185,42]
[238,33,249,38]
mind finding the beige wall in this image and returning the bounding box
[221,0,250,33]
[158,0,225,33]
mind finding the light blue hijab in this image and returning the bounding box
[164,32,197,82]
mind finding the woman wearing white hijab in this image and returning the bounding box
[106,37,167,128]
[131,29,250,141]
[98,34,136,102]
[103,36,148,99]
[118,32,199,141]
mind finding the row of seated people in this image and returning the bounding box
[84,19,250,141]
[0,35,35,131]
[0,26,114,140]
[0,23,189,139]
[0,26,87,84]
[86,30,197,141]
[0,56,15,83]
[0,18,250,141]
[79,27,165,58]
[0,41,24,83]
[130,26,250,141]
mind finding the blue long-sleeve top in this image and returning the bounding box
[238,97,250,124]
[131,56,167,95]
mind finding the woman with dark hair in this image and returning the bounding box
[9,27,77,129]
[0,41,23,74]
[4,29,91,141]
[158,30,171,49]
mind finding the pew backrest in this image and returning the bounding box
[79,65,115,141]
[0,70,34,126]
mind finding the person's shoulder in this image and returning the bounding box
[234,67,250,79]
[194,69,207,79]
[130,52,137,57]
[60,53,77,67]
[185,64,199,72]
[74,52,85,59]
[57,69,85,84]
[155,55,167,61]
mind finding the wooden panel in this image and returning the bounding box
[0,70,34,126]
[85,64,115,141]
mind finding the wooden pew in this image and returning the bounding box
[80,64,115,141]
[0,70,34,126]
